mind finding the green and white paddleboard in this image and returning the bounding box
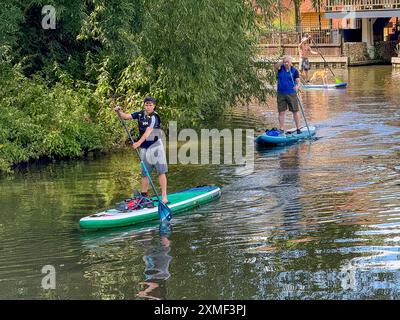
[79,185,221,229]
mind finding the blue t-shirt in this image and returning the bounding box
[277,66,299,94]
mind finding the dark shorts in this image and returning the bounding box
[140,140,168,177]
[277,93,299,113]
[299,57,310,71]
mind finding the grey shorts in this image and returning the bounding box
[299,57,310,71]
[277,93,299,113]
[140,140,168,176]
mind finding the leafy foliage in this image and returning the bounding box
[0,63,118,173]
[0,0,276,173]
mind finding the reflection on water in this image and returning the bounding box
[0,66,400,299]
[137,223,172,300]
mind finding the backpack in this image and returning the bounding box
[265,128,281,136]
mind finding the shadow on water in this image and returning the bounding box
[255,135,320,159]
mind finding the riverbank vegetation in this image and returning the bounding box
[0,0,275,173]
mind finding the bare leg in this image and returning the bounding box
[304,70,309,82]
[301,70,306,82]
[293,111,301,129]
[141,176,150,194]
[158,173,168,203]
[278,111,286,132]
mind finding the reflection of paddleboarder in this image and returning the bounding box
[278,146,304,232]
[137,223,172,300]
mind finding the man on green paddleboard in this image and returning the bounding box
[115,96,169,204]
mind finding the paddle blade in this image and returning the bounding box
[158,201,172,222]
[159,221,172,237]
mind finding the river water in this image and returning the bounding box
[0,65,399,300]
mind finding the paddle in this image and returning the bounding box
[309,37,342,84]
[295,92,312,139]
[289,70,312,139]
[116,109,172,222]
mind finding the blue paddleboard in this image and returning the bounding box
[303,82,347,89]
[255,126,316,146]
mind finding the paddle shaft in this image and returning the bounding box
[309,37,338,80]
[295,94,312,138]
[289,71,312,138]
[116,111,163,202]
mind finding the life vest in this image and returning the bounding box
[136,110,161,148]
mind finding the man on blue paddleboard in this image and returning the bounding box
[274,55,302,136]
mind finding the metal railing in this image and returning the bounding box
[322,0,400,11]
[262,29,341,45]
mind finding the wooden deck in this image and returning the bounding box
[256,56,349,68]
[392,57,400,69]
[258,44,343,58]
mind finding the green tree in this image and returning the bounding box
[0,0,276,172]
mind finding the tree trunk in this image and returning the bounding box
[293,0,302,33]
[318,0,322,32]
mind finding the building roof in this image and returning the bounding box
[325,10,400,19]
